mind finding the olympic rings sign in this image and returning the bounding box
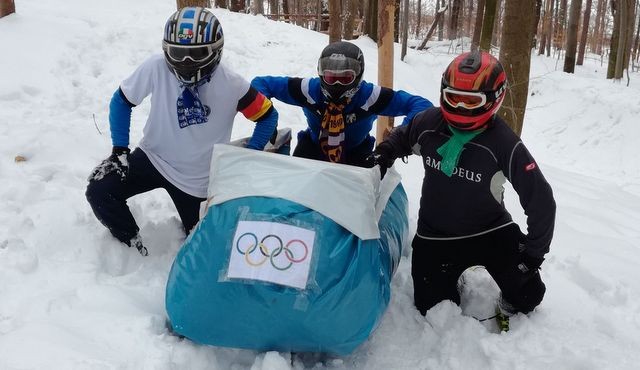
[227,220,316,289]
[235,232,309,271]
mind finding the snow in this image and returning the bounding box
[1,0,640,369]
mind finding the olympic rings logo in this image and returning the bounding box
[235,232,309,271]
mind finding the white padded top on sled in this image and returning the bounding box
[207,144,402,240]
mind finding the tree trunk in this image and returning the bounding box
[344,0,356,39]
[592,0,604,52]
[608,0,620,78]
[563,0,582,72]
[545,0,555,55]
[401,0,410,60]
[633,3,640,65]
[533,0,543,48]
[438,0,446,40]
[252,0,264,14]
[365,0,378,40]
[415,0,422,38]
[492,0,503,47]
[282,0,290,21]
[576,0,592,64]
[480,0,497,51]
[269,0,277,15]
[0,0,15,18]
[466,0,474,36]
[377,0,395,142]
[417,4,448,49]
[178,0,211,8]
[394,0,401,42]
[614,0,635,78]
[539,0,551,54]
[329,0,342,42]
[498,0,536,136]
[472,0,486,51]
[448,0,462,40]
[229,0,244,12]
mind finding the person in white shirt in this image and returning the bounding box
[86,7,278,256]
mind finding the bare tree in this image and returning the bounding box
[215,0,227,8]
[438,0,446,40]
[0,0,15,18]
[401,0,410,60]
[329,0,342,43]
[472,0,486,51]
[563,0,582,72]
[480,0,497,51]
[498,0,537,136]
[416,4,448,49]
[576,0,592,64]
[344,0,357,39]
[364,0,378,41]
[448,0,462,40]
[252,0,264,14]
[591,0,605,52]
[177,0,211,8]
[538,0,553,54]
[415,0,422,38]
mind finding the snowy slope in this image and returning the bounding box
[1,1,640,369]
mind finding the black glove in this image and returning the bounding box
[88,146,131,182]
[364,143,396,179]
[516,237,544,273]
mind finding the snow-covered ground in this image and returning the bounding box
[1,1,639,369]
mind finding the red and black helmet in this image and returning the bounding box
[440,51,507,130]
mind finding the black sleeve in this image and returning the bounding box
[507,141,556,259]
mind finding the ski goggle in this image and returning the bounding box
[320,70,357,85]
[442,87,488,110]
[162,39,222,63]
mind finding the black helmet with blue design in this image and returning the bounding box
[162,7,224,85]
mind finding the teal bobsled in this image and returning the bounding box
[165,143,408,355]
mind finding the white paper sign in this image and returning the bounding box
[227,220,316,289]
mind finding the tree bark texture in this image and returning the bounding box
[401,0,410,60]
[553,0,567,49]
[592,0,605,52]
[498,0,536,136]
[448,0,462,40]
[576,0,592,65]
[329,0,342,43]
[480,0,497,51]
[472,0,486,51]
[438,0,446,40]
[415,0,422,38]
[252,0,264,14]
[394,0,401,42]
[0,0,15,18]
[344,0,356,39]
[177,0,211,9]
[229,0,244,12]
[377,0,395,142]
[563,0,582,72]
[365,0,378,41]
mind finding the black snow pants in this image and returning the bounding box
[85,148,205,244]
[411,223,546,316]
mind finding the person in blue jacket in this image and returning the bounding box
[85,7,277,256]
[251,41,432,166]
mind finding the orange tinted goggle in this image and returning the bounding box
[442,87,488,110]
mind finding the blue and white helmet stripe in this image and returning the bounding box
[164,7,223,45]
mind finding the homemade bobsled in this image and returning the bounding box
[165,129,409,355]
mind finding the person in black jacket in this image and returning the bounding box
[372,51,556,319]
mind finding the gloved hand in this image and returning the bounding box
[516,237,544,273]
[88,146,131,182]
[364,143,396,179]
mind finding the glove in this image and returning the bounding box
[516,237,544,273]
[88,146,131,182]
[364,143,396,179]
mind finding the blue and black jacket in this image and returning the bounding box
[251,76,432,153]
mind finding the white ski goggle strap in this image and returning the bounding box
[442,87,488,110]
